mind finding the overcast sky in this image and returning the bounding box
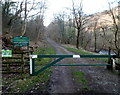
[11,0,118,26]
[44,0,118,26]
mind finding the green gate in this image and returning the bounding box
[29,54,118,76]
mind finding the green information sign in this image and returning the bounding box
[12,36,29,47]
[2,49,12,57]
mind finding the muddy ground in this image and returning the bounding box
[46,39,120,94]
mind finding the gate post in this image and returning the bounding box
[30,55,35,75]
[117,49,120,74]
[107,47,112,70]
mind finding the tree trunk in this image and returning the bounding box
[22,0,27,36]
[94,30,97,52]
[76,28,80,49]
[93,20,98,52]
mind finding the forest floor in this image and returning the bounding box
[45,38,120,94]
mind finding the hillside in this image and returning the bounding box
[87,6,119,30]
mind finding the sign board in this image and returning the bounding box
[2,49,12,57]
[12,36,29,47]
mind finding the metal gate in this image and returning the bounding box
[29,54,118,76]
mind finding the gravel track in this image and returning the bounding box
[47,38,120,94]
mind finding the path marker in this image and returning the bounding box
[2,49,12,57]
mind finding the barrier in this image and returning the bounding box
[29,54,118,76]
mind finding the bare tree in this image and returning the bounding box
[47,22,60,42]
[93,18,99,52]
[22,0,27,36]
[72,0,89,49]
[108,1,120,55]
[53,13,66,43]
[2,0,47,42]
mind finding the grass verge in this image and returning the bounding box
[64,46,108,62]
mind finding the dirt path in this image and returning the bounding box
[47,38,120,94]
[47,39,77,93]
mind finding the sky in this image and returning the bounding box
[11,0,118,26]
[44,0,118,26]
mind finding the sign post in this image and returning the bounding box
[12,36,29,47]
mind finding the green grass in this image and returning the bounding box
[72,71,87,84]
[64,46,93,55]
[64,46,108,62]
[81,86,93,91]
[72,71,93,91]
[2,47,55,93]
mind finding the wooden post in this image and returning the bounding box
[6,58,10,73]
[21,53,24,79]
[7,64,10,73]
[118,49,120,57]
[107,47,112,70]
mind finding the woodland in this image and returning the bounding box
[1,0,120,94]
[1,0,120,55]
